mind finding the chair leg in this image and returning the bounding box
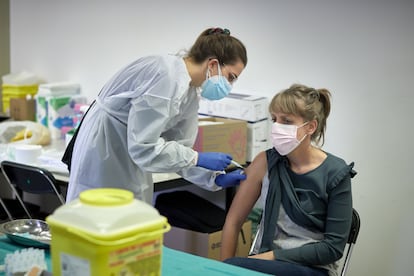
[2,167,33,219]
[341,244,355,276]
[0,197,13,221]
[8,185,32,219]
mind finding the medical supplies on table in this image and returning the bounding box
[1,71,41,115]
[35,82,87,139]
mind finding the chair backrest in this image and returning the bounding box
[341,208,361,276]
[0,160,65,219]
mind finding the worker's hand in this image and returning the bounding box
[215,169,246,188]
[197,152,232,171]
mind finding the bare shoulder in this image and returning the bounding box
[244,151,267,184]
[228,151,268,220]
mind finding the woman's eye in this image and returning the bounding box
[229,73,238,83]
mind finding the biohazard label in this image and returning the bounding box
[108,238,162,275]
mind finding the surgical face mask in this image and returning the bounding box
[271,122,308,155]
[201,63,232,100]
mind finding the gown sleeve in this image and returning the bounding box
[127,61,197,173]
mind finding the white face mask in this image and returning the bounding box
[271,122,308,155]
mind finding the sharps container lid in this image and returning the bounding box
[46,188,168,239]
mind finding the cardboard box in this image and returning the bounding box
[193,117,247,165]
[2,84,39,114]
[164,220,252,261]
[9,98,36,121]
[198,93,269,122]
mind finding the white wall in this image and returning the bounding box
[9,0,414,275]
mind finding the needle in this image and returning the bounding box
[231,160,244,170]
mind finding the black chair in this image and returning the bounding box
[0,197,13,221]
[341,208,361,276]
[0,160,65,220]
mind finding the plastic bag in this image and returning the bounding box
[0,121,51,146]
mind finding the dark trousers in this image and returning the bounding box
[224,257,329,276]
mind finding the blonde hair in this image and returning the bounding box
[269,84,331,146]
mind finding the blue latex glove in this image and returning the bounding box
[215,169,247,188]
[197,152,232,171]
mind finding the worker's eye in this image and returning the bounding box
[228,73,238,84]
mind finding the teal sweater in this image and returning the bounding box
[261,148,356,266]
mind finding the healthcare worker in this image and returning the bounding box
[63,27,248,203]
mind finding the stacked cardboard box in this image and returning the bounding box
[194,117,247,165]
[198,93,270,162]
[156,191,252,260]
[164,220,252,261]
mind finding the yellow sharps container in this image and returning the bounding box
[46,188,170,276]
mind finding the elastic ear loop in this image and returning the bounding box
[206,59,221,79]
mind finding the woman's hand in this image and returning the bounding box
[248,251,275,260]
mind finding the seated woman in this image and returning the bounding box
[220,84,356,276]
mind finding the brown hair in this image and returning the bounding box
[187,27,247,66]
[269,84,331,146]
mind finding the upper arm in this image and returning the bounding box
[226,151,268,227]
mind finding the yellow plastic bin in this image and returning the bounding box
[2,84,39,113]
[46,188,170,276]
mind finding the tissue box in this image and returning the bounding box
[35,82,81,127]
[47,95,87,139]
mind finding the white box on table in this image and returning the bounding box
[198,93,269,122]
[247,140,270,162]
[247,119,270,143]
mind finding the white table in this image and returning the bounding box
[1,139,234,209]
[1,139,185,189]
[38,139,186,191]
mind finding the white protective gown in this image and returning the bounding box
[66,55,221,203]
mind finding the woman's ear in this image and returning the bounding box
[308,119,318,135]
[206,58,218,72]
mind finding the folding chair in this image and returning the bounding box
[341,208,361,276]
[0,160,65,220]
[0,197,13,221]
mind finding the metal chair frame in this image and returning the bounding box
[0,160,65,219]
[0,197,13,221]
[340,208,361,276]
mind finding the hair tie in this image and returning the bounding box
[308,89,320,101]
[208,27,231,35]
